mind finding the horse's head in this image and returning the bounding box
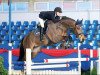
[75,19,85,42]
[75,19,83,33]
[59,17,85,42]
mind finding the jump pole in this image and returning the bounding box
[26,48,32,75]
[31,63,70,69]
[8,50,12,75]
[8,0,12,74]
[97,48,100,75]
[78,43,81,75]
[90,43,93,71]
[44,58,89,63]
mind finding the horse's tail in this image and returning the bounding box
[18,38,24,61]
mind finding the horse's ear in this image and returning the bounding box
[78,19,83,24]
[76,19,83,26]
[76,19,79,25]
[80,19,83,24]
[77,19,79,22]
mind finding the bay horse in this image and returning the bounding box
[18,16,85,61]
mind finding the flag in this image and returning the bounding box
[0,0,1,4]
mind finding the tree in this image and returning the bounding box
[0,56,8,75]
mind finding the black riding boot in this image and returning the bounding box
[43,20,48,34]
[40,27,44,41]
[43,27,47,34]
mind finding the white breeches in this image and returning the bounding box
[38,18,44,28]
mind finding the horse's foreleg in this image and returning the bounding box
[60,41,67,49]
[31,46,41,59]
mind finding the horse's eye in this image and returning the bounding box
[77,26,80,29]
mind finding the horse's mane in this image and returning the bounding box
[61,16,83,26]
[47,16,76,25]
[61,16,75,22]
[57,16,76,27]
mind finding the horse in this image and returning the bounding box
[18,16,85,61]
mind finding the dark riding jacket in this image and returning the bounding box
[39,11,60,23]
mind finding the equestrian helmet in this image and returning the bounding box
[54,7,62,13]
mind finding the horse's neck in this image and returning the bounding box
[59,19,79,37]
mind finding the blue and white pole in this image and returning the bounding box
[8,0,12,74]
[8,0,12,46]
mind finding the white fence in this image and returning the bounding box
[8,43,100,75]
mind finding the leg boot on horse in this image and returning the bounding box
[60,35,74,49]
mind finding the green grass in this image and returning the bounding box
[81,67,97,75]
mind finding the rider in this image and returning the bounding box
[38,7,62,41]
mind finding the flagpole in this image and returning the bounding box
[9,0,12,45]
